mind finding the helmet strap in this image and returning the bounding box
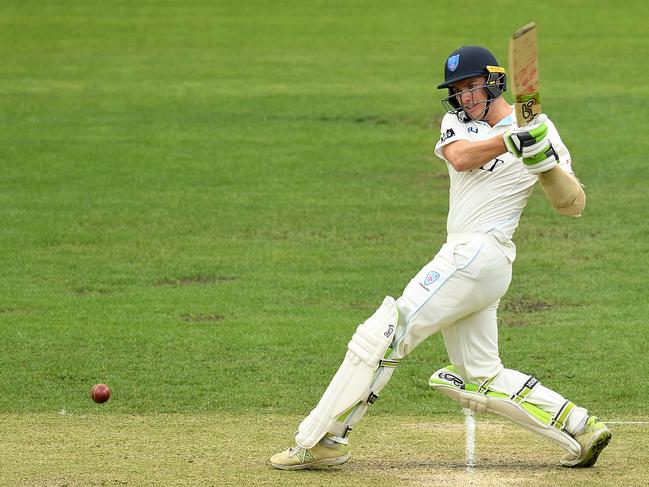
[481,98,494,120]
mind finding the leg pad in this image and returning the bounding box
[429,365,581,456]
[295,297,398,448]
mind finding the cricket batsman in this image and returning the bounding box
[270,45,611,470]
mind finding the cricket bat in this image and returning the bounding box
[508,22,541,127]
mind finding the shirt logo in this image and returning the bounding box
[440,128,455,143]
[447,54,460,72]
[468,127,478,134]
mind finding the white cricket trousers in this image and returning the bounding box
[392,233,587,434]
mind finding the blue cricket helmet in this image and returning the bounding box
[437,45,507,122]
[438,45,506,92]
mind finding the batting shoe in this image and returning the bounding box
[270,437,350,470]
[561,416,612,467]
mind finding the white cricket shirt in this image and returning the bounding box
[434,108,573,261]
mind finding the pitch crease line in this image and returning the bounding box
[605,421,649,425]
[464,408,476,470]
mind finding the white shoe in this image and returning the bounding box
[270,439,350,470]
[561,416,611,467]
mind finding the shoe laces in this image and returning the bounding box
[288,445,305,457]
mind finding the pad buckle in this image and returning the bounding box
[379,358,399,368]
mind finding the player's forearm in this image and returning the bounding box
[443,136,507,172]
[538,166,586,217]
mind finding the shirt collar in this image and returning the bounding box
[474,107,516,128]
[494,107,516,127]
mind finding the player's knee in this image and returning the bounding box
[395,295,416,325]
[463,364,504,386]
[347,296,398,367]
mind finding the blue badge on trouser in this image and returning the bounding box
[447,54,460,72]
[424,271,440,286]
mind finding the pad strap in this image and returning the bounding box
[379,358,399,368]
[327,420,351,438]
[477,374,499,395]
[510,376,539,404]
[551,400,576,431]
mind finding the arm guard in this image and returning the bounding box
[538,166,586,217]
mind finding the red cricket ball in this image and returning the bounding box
[90,383,111,404]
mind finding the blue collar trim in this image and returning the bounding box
[494,112,515,127]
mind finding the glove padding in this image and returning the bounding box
[503,114,550,158]
[522,142,559,174]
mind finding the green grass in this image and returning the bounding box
[0,0,648,484]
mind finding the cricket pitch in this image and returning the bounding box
[1,413,646,486]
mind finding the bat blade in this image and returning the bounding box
[509,22,541,127]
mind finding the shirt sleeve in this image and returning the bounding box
[434,113,471,162]
[545,117,574,175]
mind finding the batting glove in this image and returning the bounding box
[503,114,550,158]
[522,142,559,174]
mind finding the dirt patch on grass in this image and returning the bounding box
[500,296,553,327]
[72,287,112,296]
[501,296,552,314]
[316,114,389,125]
[157,275,235,286]
[0,307,32,315]
[180,313,224,323]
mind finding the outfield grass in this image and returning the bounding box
[1,0,648,485]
